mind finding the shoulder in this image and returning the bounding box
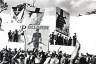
[39,33,41,35]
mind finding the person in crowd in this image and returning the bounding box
[60,53,66,64]
[58,51,63,64]
[8,30,12,42]
[13,29,18,42]
[79,53,87,64]
[12,48,25,64]
[58,34,63,45]
[55,33,59,45]
[64,37,67,45]
[49,34,53,45]
[51,32,55,45]
[69,40,80,64]
[1,57,9,64]
[68,37,72,46]
[73,33,77,46]
[86,53,91,64]
[1,36,96,64]
[91,55,96,64]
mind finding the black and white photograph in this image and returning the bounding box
[24,25,49,52]
[56,7,70,36]
[22,6,45,26]
[0,0,96,64]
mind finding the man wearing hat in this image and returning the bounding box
[28,29,42,49]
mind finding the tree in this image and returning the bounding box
[0,0,8,13]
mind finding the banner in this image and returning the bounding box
[10,7,24,23]
[56,7,70,36]
[22,6,45,27]
[25,25,49,52]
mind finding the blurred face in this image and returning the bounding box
[36,29,39,32]
[74,33,76,36]
[9,30,11,32]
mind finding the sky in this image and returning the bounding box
[3,0,96,16]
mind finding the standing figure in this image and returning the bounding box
[51,32,55,45]
[55,33,59,45]
[28,29,42,49]
[13,29,18,42]
[73,33,77,46]
[68,37,72,46]
[8,30,12,42]
[49,34,53,45]
[59,34,63,45]
[64,37,67,45]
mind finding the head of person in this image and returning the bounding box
[15,29,18,32]
[9,30,11,32]
[60,34,62,36]
[81,53,84,56]
[86,53,89,56]
[74,33,76,36]
[65,37,67,39]
[63,53,66,57]
[52,32,54,34]
[8,48,12,52]
[14,48,17,51]
[19,54,24,60]
[36,29,39,33]
[51,51,56,58]
[69,37,72,39]
[57,33,59,35]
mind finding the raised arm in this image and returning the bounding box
[70,40,80,64]
[12,48,21,59]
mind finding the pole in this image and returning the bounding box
[24,30,26,51]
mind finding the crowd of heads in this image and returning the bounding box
[0,43,96,64]
[0,46,72,64]
[49,32,77,46]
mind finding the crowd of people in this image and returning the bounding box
[0,42,96,64]
[49,32,77,46]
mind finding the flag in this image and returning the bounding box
[10,7,25,23]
